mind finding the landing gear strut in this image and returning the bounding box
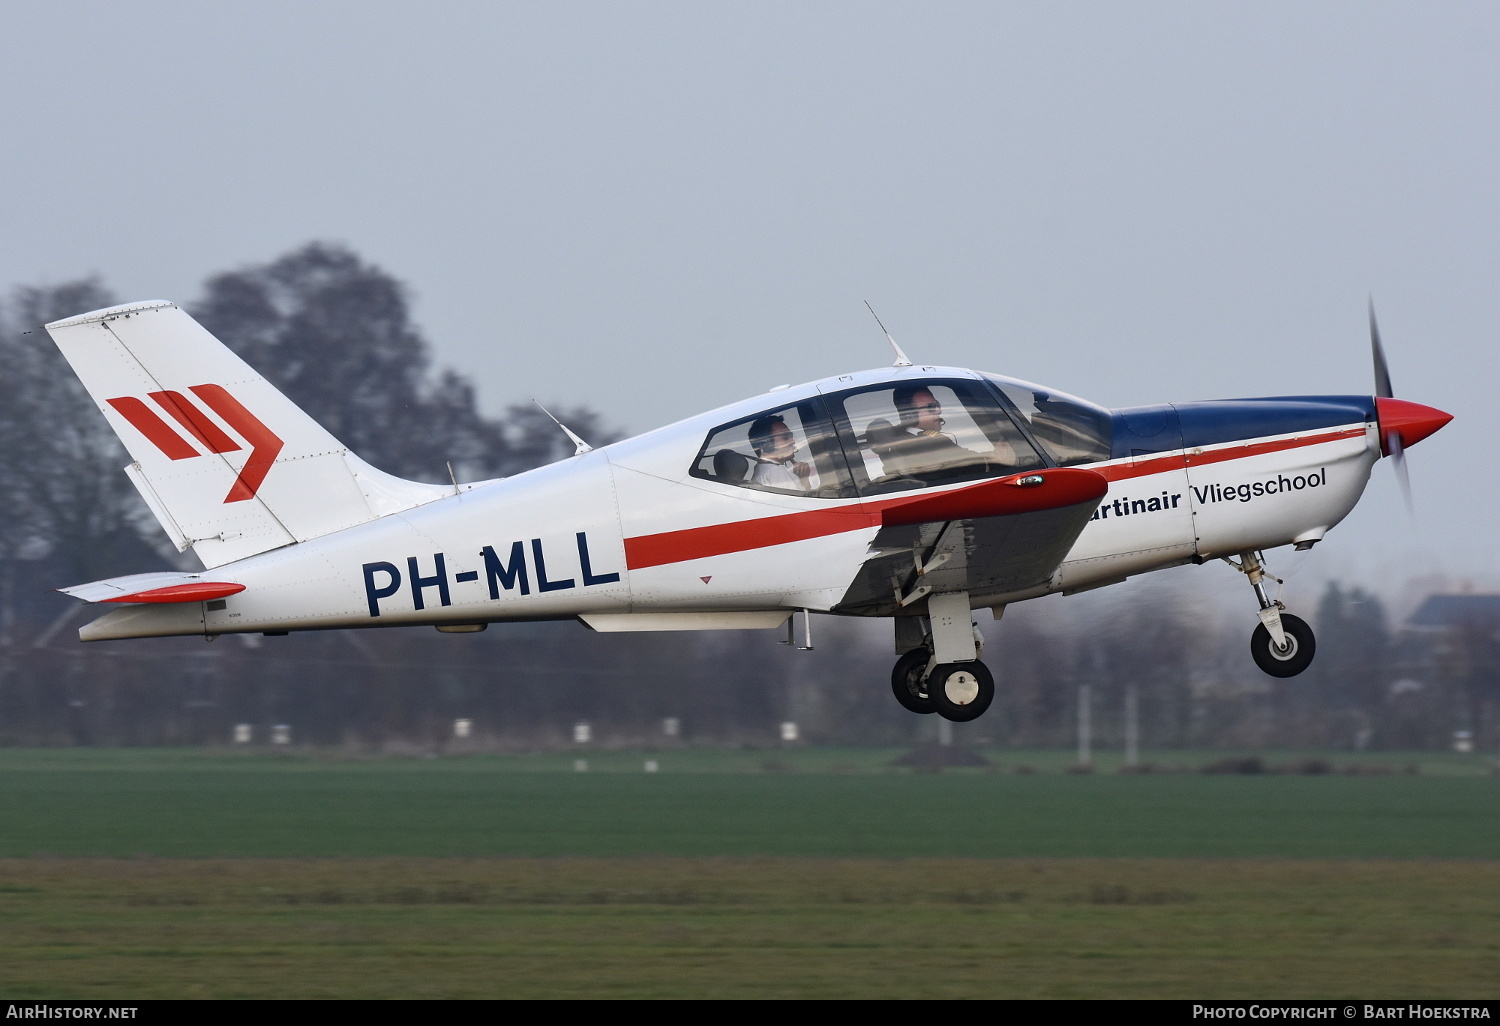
[1227,551,1317,677]
[888,522,996,720]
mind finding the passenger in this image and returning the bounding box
[747,415,813,491]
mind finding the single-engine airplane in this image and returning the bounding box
[44,301,1450,722]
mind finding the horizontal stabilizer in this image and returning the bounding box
[60,571,244,604]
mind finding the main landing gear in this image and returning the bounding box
[1227,550,1317,678]
[892,650,996,721]
[890,593,995,721]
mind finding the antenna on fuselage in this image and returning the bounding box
[864,301,912,367]
[532,400,593,455]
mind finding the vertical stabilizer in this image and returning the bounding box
[46,301,453,568]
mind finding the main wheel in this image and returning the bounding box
[1250,613,1316,678]
[891,648,935,714]
[929,661,994,722]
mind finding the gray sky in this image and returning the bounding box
[2,1,1495,594]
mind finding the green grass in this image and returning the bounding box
[2,744,1490,775]
[0,747,1495,858]
[0,749,1497,998]
[1,857,1497,999]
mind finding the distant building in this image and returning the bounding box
[1408,594,1500,631]
[1399,594,1500,752]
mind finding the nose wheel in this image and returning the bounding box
[1250,612,1316,677]
[1227,551,1317,678]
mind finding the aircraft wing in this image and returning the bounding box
[834,468,1106,616]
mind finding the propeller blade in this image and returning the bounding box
[1387,429,1415,518]
[1370,299,1394,398]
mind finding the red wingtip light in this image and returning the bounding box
[1374,398,1453,456]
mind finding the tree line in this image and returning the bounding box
[0,243,1491,751]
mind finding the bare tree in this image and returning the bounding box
[192,242,626,481]
[0,280,170,585]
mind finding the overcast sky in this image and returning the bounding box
[1,1,1495,597]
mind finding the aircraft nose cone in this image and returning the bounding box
[1375,397,1453,455]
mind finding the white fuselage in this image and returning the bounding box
[79,366,1379,641]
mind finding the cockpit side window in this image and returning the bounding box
[689,397,855,498]
[825,379,1045,496]
[986,375,1113,467]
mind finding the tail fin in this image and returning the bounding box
[46,301,453,568]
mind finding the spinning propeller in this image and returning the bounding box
[1368,300,1453,515]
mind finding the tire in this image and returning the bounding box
[891,648,935,714]
[929,661,995,722]
[1250,612,1316,678]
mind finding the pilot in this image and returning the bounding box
[748,415,813,490]
[877,385,982,479]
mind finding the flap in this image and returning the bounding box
[834,479,1105,616]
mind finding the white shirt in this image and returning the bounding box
[751,458,810,491]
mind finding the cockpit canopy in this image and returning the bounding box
[689,373,1113,499]
[980,374,1114,467]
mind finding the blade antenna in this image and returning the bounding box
[532,400,593,455]
[865,301,912,367]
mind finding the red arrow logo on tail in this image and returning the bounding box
[188,385,284,502]
[105,384,285,504]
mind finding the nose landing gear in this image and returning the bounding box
[1250,612,1316,677]
[1227,551,1317,677]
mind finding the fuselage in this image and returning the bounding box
[79,365,1401,641]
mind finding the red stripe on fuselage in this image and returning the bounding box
[1094,427,1365,483]
[622,426,1368,571]
[626,507,880,570]
[625,469,1107,570]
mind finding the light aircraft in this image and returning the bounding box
[43,301,1450,722]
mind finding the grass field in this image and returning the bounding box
[0,747,1496,998]
[0,747,1494,858]
[1,857,1497,998]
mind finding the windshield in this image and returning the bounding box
[984,374,1113,466]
